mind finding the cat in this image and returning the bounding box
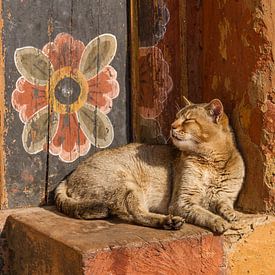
[55,97,245,233]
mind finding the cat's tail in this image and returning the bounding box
[55,180,109,219]
[55,180,76,217]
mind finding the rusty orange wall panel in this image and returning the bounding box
[1,0,129,208]
[200,0,275,213]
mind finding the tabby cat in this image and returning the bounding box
[55,98,245,233]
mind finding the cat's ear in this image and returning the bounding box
[182,96,192,106]
[207,99,224,123]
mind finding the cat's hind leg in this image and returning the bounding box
[73,201,110,220]
[124,190,184,230]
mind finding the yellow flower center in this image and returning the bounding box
[46,66,88,114]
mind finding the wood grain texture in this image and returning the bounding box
[0,0,7,209]
[132,0,188,143]
[46,0,129,203]
[1,0,129,208]
[3,0,52,208]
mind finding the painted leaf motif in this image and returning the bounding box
[22,106,59,154]
[79,34,117,80]
[77,103,114,148]
[15,47,54,86]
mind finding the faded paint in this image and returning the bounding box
[224,76,231,91]
[201,0,275,213]
[0,0,7,209]
[2,0,129,207]
[218,17,230,60]
[211,75,220,91]
[218,0,227,9]
[135,0,187,140]
[241,34,250,47]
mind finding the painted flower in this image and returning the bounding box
[138,46,173,119]
[12,33,119,162]
[139,0,170,47]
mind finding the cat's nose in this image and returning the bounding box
[171,122,178,129]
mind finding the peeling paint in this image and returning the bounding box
[211,75,220,91]
[201,0,275,213]
[238,105,251,132]
[218,17,230,60]
[224,76,231,91]
[0,0,7,209]
[241,34,250,47]
[218,0,227,9]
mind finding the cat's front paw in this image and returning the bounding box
[163,215,185,230]
[221,209,241,222]
[211,218,231,234]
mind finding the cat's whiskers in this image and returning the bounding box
[175,102,181,112]
[165,135,172,143]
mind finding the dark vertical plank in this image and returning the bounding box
[46,0,129,201]
[132,0,187,143]
[3,0,53,207]
[186,0,203,103]
[130,0,141,142]
[0,0,7,208]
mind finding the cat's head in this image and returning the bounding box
[170,97,230,152]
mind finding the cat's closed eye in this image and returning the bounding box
[184,119,195,123]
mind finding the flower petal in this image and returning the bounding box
[42,33,85,70]
[49,113,91,163]
[79,34,117,80]
[138,46,173,119]
[87,94,113,114]
[12,77,48,123]
[77,103,114,148]
[22,106,58,154]
[86,66,119,114]
[14,47,54,86]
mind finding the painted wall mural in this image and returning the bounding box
[136,0,185,142]
[1,0,128,208]
[139,46,173,120]
[137,0,172,143]
[12,33,119,163]
[139,0,170,47]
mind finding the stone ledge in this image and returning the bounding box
[225,218,275,275]
[3,207,225,275]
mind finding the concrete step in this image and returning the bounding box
[3,207,225,275]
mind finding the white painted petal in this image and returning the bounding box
[22,106,58,154]
[79,34,117,80]
[14,47,54,86]
[77,103,114,148]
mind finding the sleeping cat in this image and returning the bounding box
[55,98,245,233]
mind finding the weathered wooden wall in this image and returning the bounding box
[0,0,129,208]
[131,0,187,143]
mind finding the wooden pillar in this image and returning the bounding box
[131,0,188,143]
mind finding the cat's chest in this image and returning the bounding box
[202,169,230,200]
